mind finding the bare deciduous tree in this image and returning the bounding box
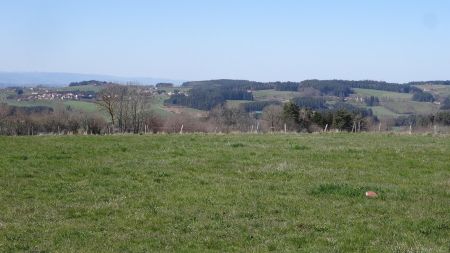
[262,105,283,132]
[209,105,254,132]
[96,85,122,126]
[96,85,151,133]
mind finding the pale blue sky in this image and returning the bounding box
[1,0,449,82]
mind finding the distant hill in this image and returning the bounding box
[0,72,183,87]
[68,80,115,87]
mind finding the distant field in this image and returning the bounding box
[414,85,450,98]
[156,87,191,93]
[148,94,171,116]
[253,89,302,101]
[353,88,413,101]
[1,134,449,252]
[63,100,99,113]
[370,106,400,118]
[383,101,439,115]
[163,105,207,118]
[149,94,206,118]
[57,85,104,93]
[226,100,252,109]
[5,99,98,113]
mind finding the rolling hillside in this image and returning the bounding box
[2,79,449,122]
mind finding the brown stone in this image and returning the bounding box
[365,191,378,198]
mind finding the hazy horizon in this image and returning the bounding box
[2,70,450,86]
[1,0,450,83]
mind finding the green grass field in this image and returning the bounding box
[369,106,400,118]
[5,99,98,113]
[226,100,253,109]
[57,85,104,93]
[149,94,206,118]
[353,88,413,101]
[156,87,191,93]
[253,89,302,101]
[148,94,172,116]
[1,134,449,252]
[383,101,439,115]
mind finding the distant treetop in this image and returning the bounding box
[408,81,450,86]
[156,83,174,88]
[69,80,114,87]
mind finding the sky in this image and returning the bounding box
[1,0,449,83]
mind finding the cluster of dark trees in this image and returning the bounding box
[262,101,376,133]
[275,79,417,95]
[364,96,380,106]
[344,80,415,93]
[195,102,372,133]
[408,81,450,86]
[165,85,253,110]
[291,97,327,109]
[273,82,301,91]
[156,83,174,88]
[412,90,435,102]
[295,80,354,97]
[69,80,114,86]
[182,79,274,90]
[441,97,450,110]
[201,97,377,133]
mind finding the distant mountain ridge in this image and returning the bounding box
[0,71,183,87]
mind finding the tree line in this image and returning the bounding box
[0,103,106,135]
[2,82,450,135]
[166,79,439,111]
[182,79,433,94]
[364,96,380,106]
[69,80,113,86]
[394,111,450,128]
[261,101,376,132]
[408,81,450,86]
[412,90,435,102]
[165,85,253,110]
[182,79,274,90]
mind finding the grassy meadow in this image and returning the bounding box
[56,85,104,93]
[0,134,449,252]
[383,101,439,115]
[353,88,413,101]
[5,99,98,113]
[414,85,450,98]
[252,89,302,101]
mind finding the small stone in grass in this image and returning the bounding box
[365,191,378,198]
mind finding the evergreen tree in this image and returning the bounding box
[282,102,300,131]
